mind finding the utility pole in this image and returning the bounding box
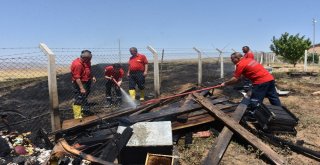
[312,18,317,64]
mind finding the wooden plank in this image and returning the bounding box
[193,93,285,165]
[172,113,215,131]
[62,115,99,130]
[203,96,250,165]
[127,97,229,123]
[99,127,133,162]
[57,105,145,134]
[176,95,193,121]
[172,104,236,131]
[78,135,113,146]
[245,122,320,161]
[131,87,197,116]
[57,139,117,165]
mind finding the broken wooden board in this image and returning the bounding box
[244,121,320,162]
[55,139,117,165]
[193,93,285,165]
[203,96,250,165]
[172,113,215,131]
[175,95,193,121]
[172,103,236,131]
[62,115,99,130]
[99,127,133,162]
[130,86,197,116]
[127,97,230,123]
[58,105,147,133]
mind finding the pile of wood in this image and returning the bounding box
[45,86,319,165]
[288,71,318,77]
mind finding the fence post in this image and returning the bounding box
[272,53,275,63]
[304,50,308,72]
[216,49,224,78]
[193,47,202,86]
[260,52,264,64]
[39,43,61,131]
[147,46,160,97]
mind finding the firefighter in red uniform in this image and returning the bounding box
[242,46,254,59]
[127,47,148,101]
[104,63,124,107]
[221,52,281,108]
[70,50,96,119]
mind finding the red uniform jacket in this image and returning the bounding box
[234,58,274,85]
[71,58,91,82]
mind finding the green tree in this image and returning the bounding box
[270,32,311,67]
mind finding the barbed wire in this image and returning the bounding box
[0,46,276,128]
[0,47,38,50]
[0,51,44,57]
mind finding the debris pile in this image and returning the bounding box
[1,85,320,164]
[0,130,52,164]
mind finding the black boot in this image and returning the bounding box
[115,97,122,106]
[82,105,94,116]
[245,99,260,122]
[105,97,113,108]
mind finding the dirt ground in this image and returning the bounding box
[1,61,320,164]
[176,64,320,165]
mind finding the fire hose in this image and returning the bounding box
[141,84,223,105]
[111,78,120,88]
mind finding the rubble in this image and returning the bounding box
[1,85,319,164]
[0,130,52,164]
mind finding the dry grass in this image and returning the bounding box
[177,135,217,165]
[0,67,69,81]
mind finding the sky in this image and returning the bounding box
[0,0,319,52]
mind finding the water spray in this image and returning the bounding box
[112,78,137,108]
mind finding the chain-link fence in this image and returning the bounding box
[0,46,278,133]
[0,49,51,133]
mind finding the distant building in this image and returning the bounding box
[308,44,320,54]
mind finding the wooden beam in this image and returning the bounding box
[99,127,133,162]
[244,122,320,162]
[56,105,149,134]
[156,104,235,126]
[172,113,215,131]
[127,97,230,123]
[57,139,117,165]
[172,101,236,131]
[131,87,197,116]
[203,96,250,165]
[193,93,285,165]
[175,95,193,121]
